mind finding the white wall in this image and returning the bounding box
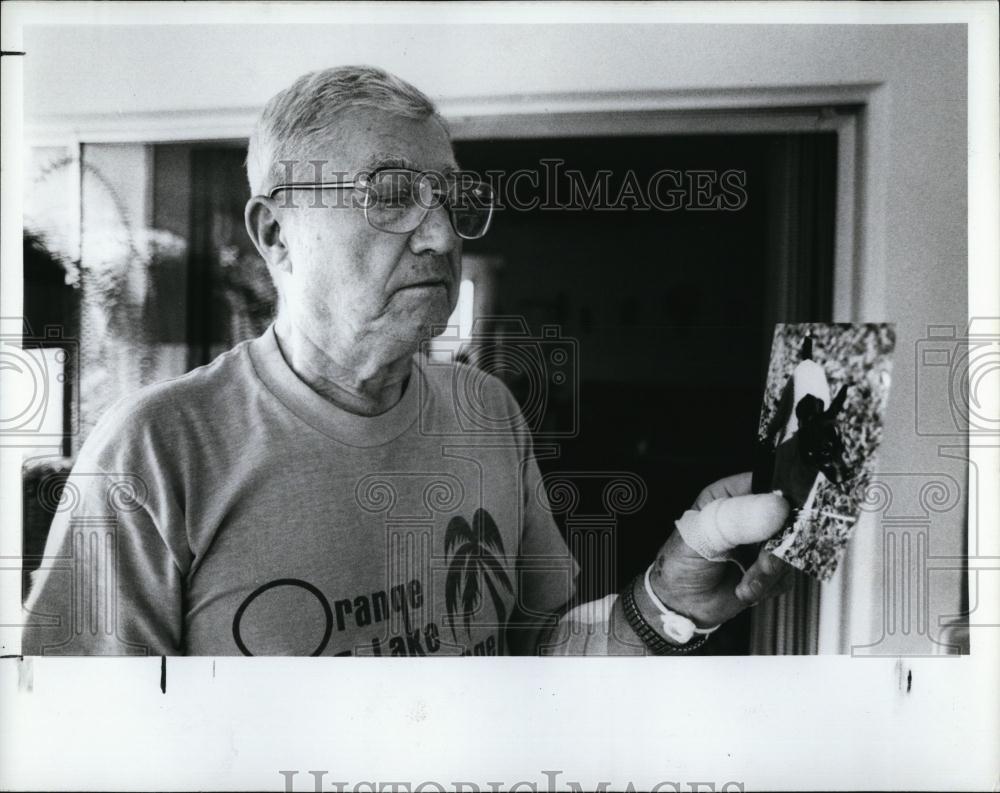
[20,24,964,118]
[20,22,972,656]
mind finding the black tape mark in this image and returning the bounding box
[160,656,166,694]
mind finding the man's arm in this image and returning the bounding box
[21,466,185,656]
[533,473,792,656]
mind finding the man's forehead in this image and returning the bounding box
[300,110,458,176]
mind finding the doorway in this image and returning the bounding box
[455,132,838,653]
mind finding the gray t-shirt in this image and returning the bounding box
[22,327,578,656]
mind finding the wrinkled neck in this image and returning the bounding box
[273,315,415,417]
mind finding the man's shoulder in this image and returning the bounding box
[418,354,519,406]
[82,339,257,466]
[109,339,252,420]
[416,354,527,441]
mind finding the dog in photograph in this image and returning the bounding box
[792,385,852,487]
[757,337,855,510]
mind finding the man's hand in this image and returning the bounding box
[542,472,794,654]
[649,472,793,628]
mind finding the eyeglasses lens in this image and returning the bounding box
[449,176,494,240]
[365,170,493,240]
[365,170,430,233]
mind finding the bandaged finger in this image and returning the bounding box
[676,493,789,562]
[675,498,733,562]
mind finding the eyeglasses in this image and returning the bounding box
[266,167,494,240]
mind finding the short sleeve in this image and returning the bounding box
[517,448,580,618]
[21,463,185,656]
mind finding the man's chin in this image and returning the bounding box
[392,283,453,307]
[384,313,455,347]
[386,295,456,340]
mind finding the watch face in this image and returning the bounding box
[659,613,696,644]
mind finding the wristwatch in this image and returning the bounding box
[620,574,711,655]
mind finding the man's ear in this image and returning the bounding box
[245,195,292,274]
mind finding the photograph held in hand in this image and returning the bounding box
[752,324,896,582]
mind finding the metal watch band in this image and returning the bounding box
[621,575,709,655]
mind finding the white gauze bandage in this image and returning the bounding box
[675,497,734,562]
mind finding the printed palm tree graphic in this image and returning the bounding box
[445,508,513,649]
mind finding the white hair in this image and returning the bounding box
[246,65,441,195]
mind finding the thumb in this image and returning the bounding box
[676,493,790,561]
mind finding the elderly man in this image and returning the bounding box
[22,66,790,657]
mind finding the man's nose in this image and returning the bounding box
[408,204,458,256]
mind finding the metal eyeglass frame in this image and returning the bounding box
[264,167,494,240]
